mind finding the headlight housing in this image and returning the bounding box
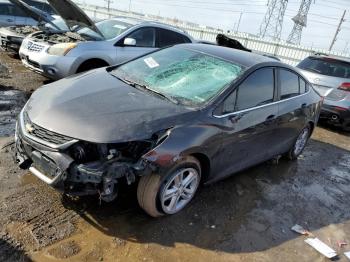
[47,43,77,56]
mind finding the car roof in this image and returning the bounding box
[309,54,350,64]
[178,43,279,68]
[109,17,191,37]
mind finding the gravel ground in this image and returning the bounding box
[0,50,350,262]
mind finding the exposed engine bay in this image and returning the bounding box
[29,31,95,44]
[7,25,39,36]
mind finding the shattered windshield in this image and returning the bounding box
[111,47,244,107]
[77,20,132,40]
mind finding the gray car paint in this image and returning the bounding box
[25,68,195,143]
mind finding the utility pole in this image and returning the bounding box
[129,0,132,12]
[236,12,243,33]
[259,0,289,41]
[104,0,113,12]
[287,0,313,45]
[329,10,346,51]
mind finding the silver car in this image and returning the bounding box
[0,0,54,27]
[0,0,66,54]
[19,0,194,80]
[297,54,350,131]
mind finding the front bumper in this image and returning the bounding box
[15,110,153,198]
[19,44,80,80]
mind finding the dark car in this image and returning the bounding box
[15,44,322,217]
[297,54,350,131]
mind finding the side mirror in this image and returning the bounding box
[123,37,136,46]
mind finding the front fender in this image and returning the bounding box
[142,125,222,174]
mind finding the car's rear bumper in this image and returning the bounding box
[320,104,350,125]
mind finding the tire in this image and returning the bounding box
[287,124,311,160]
[137,156,201,217]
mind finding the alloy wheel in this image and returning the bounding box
[160,168,200,214]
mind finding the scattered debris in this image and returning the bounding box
[344,251,350,260]
[291,224,312,236]
[304,238,337,259]
[337,240,347,248]
[112,237,126,247]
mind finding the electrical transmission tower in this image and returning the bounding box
[259,0,288,41]
[287,0,313,45]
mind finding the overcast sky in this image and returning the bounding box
[81,0,350,53]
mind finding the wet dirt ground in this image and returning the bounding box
[0,50,350,261]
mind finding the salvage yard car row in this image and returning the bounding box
[0,0,348,217]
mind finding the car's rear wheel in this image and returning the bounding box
[137,156,201,217]
[287,124,311,160]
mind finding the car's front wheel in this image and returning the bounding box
[137,156,201,217]
[287,124,311,160]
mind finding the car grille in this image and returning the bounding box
[27,41,44,52]
[23,112,73,145]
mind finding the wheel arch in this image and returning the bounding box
[308,120,315,136]
[190,152,211,182]
[76,58,110,73]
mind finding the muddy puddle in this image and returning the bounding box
[0,87,28,136]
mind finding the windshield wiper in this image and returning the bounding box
[113,75,179,104]
[140,85,179,105]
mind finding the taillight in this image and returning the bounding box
[339,82,350,91]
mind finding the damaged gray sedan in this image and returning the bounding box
[15,44,322,217]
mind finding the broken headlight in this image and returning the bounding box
[47,43,77,56]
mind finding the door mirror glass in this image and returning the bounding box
[124,37,137,46]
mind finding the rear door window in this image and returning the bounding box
[0,4,11,15]
[299,78,307,93]
[279,69,300,99]
[235,68,275,111]
[11,6,26,17]
[157,28,191,48]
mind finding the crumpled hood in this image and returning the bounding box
[25,68,195,143]
[47,0,104,38]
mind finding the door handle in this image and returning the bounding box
[228,114,241,124]
[301,103,307,109]
[6,19,13,22]
[266,114,276,121]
